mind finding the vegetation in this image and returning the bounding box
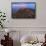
[0,11,6,28]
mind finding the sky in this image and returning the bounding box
[12,3,36,12]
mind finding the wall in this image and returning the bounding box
[0,0,46,28]
[0,0,46,46]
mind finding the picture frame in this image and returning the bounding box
[11,2,36,19]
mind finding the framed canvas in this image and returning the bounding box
[11,2,36,19]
